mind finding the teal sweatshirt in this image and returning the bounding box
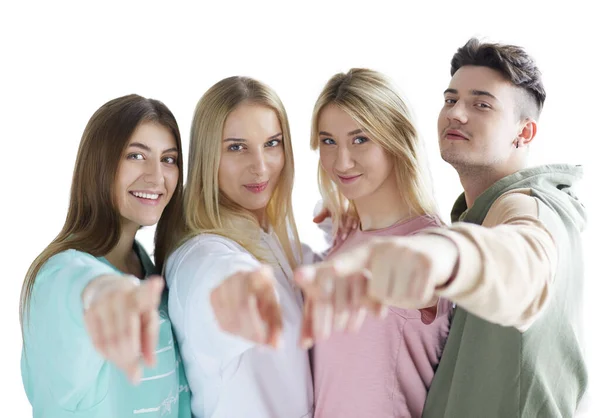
[423,164,588,417]
[21,242,191,417]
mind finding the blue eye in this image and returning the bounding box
[228,144,244,152]
[321,138,335,145]
[353,136,369,145]
[265,139,281,147]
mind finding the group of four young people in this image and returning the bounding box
[20,37,588,418]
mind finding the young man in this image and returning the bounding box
[294,38,588,417]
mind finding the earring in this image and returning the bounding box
[516,142,519,149]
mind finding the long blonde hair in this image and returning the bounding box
[310,68,439,234]
[21,95,184,329]
[173,76,300,267]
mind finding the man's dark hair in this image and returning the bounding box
[451,38,546,119]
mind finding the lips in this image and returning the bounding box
[444,129,469,140]
[337,174,362,184]
[129,191,163,206]
[244,181,269,193]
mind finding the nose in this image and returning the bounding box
[334,146,355,173]
[445,100,468,124]
[249,150,268,176]
[143,159,165,186]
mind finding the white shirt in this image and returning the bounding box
[165,231,314,418]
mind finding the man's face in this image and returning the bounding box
[438,65,525,171]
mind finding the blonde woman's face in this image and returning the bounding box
[318,104,394,201]
[115,122,179,228]
[218,103,284,220]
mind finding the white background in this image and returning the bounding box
[2,1,598,416]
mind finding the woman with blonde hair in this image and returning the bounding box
[296,68,453,418]
[164,76,313,417]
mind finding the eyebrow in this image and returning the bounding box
[318,129,364,137]
[444,88,498,100]
[128,142,178,154]
[471,89,497,100]
[224,132,283,142]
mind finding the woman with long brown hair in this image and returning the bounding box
[20,94,191,417]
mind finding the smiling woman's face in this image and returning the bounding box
[218,102,285,222]
[114,122,179,227]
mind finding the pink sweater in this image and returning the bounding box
[313,215,453,418]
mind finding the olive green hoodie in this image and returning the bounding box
[423,164,587,418]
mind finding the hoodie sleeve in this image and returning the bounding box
[23,250,118,410]
[424,190,558,331]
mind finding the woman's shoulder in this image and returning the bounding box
[31,249,116,310]
[41,249,107,275]
[393,214,441,237]
[167,233,255,269]
[164,233,261,291]
[417,214,445,229]
[177,233,249,254]
[380,214,444,237]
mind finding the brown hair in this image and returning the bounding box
[450,38,546,118]
[20,94,183,328]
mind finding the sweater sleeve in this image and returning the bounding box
[424,190,558,331]
[23,250,118,410]
[166,237,265,368]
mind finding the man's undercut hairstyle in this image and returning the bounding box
[451,38,546,120]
